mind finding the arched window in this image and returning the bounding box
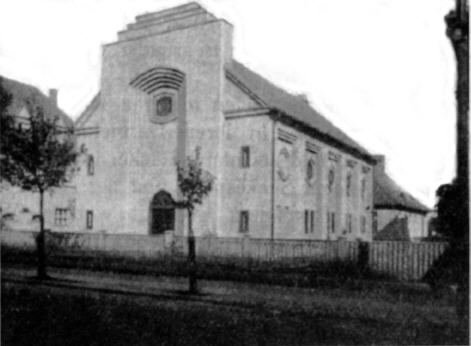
[306,158,316,186]
[87,155,94,176]
[156,96,172,117]
[150,190,175,235]
[277,147,291,181]
[346,171,352,197]
[328,168,335,193]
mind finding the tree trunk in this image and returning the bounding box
[187,208,197,293]
[37,189,47,279]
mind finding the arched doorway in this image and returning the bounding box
[149,190,175,235]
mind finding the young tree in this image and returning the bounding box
[176,150,215,293]
[0,82,77,279]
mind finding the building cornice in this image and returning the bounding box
[375,204,429,215]
[224,107,271,119]
[269,109,376,165]
[75,127,100,136]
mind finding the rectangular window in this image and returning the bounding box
[347,214,352,234]
[86,210,93,230]
[87,155,94,176]
[54,208,68,226]
[311,211,315,234]
[305,210,315,234]
[361,215,366,234]
[239,211,249,233]
[329,212,336,234]
[241,146,250,168]
[372,211,378,234]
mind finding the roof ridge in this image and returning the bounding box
[1,75,73,128]
[75,92,100,128]
[227,60,373,161]
[374,170,430,212]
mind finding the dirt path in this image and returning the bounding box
[2,265,466,345]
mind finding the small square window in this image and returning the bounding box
[241,146,250,168]
[54,208,68,226]
[156,96,172,117]
[239,211,249,233]
[86,210,93,230]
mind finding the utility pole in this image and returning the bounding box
[446,0,469,213]
[445,0,469,327]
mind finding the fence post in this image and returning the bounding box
[358,241,369,274]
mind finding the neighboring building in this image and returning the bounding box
[0,76,75,232]
[73,2,376,240]
[372,155,430,241]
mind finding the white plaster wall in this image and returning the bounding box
[376,209,427,240]
[98,19,233,234]
[274,122,373,241]
[220,115,272,237]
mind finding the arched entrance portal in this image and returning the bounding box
[149,190,175,235]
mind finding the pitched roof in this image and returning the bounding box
[75,92,100,128]
[0,75,74,128]
[374,216,410,241]
[225,60,373,160]
[374,169,430,213]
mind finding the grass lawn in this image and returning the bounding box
[1,266,467,345]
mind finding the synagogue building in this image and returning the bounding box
[2,3,380,241]
[73,3,376,240]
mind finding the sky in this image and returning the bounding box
[0,0,457,207]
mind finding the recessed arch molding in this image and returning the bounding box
[130,67,185,94]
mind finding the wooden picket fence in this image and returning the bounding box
[369,241,447,281]
[1,230,447,281]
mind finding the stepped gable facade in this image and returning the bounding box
[72,3,376,239]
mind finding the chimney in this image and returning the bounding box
[49,89,58,107]
[373,155,386,172]
[296,93,310,104]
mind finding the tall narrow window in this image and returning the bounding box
[361,215,366,234]
[328,212,336,234]
[86,210,93,230]
[87,155,94,176]
[361,177,366,201]
[372,211,378,234]
[346,172,352,197]
[332,213,336,233]
[306,159,316,186]
[346,214,352,234]
[327,212,330,234]
[241,146,250,168]
[328,168,335,193]
[305,210,315,234]
[239,211,249,233]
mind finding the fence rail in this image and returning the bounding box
[1,230,447,281]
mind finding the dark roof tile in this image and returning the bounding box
[1,75,73,128]
[226,60,372,158]
[374,169,429,213]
